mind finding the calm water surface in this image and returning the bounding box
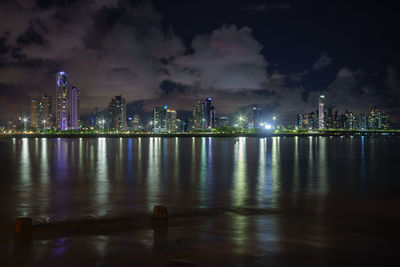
[1,136,399,266]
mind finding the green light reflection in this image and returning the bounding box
[96,138,109,216]
[271,137,280,205]
[147,138,161,207]
[233,137,247,207]
[257,138,267,204]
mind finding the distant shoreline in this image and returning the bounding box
[1,131,399,138]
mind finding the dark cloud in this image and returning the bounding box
[312,53,332,71]
[159,80,186,96]
[243,3,291,12]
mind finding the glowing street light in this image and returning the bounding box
[42,120,46,131]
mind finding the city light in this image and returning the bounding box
[265,124,272,130]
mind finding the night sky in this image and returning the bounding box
[0,0,399,124]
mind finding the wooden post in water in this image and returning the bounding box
[15,217,32,237]
[153,205,168,220]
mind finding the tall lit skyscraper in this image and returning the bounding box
[357,114,367,130]
[30,93,51,130]
[153,106,167,133]
[69,86,80,130]
[56,71,69,130]
[318,95,325,129]
[41,93,52,129]
[192,101,205,129]
[108,95,127,131]
[132,114,140,131]
[30,99,41,129]
[165,108,177,132]
[253,107,262,128]
[368,106,382,129]
[205,97,215,129]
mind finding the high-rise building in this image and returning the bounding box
[153,106,167,133]
[382,112,391,129]
[130,114,140,131]
[56,71,69,130]
[108,95,127,131]
[41,93,52,130]
[192,101,205,129]
[318,95,325,129]
[368,106,382,129]
[357,114,367,130]
[165,109,178,132]
[253,107,262,128]
[30,93,51,130]
[325,108,333,129]
[309,111,318,129]
[69,86,80,130]
[30,99,42,129]
[205,98,215,128]
[296,114,303,128]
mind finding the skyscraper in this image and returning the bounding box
[382,112,391,129]
[30,93,51,130]
[165,108,177,132]
[69,86,80,130]
[56,71,69,130]
[253,107,262,128]
[318,95,325,129]
[108,95,127,131]
[30,99,42,129]
[368,106,382,129]
[192,101,205,129]
[153,106,167,133]
[357,114,367,130]
[205,97,215,129]
[131,114,140,131]
[41,93,52,130]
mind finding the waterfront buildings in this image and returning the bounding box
[252,107,262,128]
[297,99,391,130]
[153,106,167,133]
[368,106,382,129]
[165,108,178,132]
[205,98,216,129]
[69,86,80,130]
[108,95,127,131]
[41,93,52,129]
[192,101,205,129]
[318,95,325,129]
[131,114,141,131]
[358,114,367,130]
[191,98,215,130]
[56,71,69,131]
[30,93,52,130]
[30,99,41,129]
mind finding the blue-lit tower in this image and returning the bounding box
[56,71,68,130]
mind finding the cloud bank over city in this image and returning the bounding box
[0,0,399,123]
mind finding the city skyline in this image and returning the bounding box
[0,0,399,125]
[9,73,394,132]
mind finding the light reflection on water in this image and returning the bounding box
[96,138,108,217]
[233,137,247,206]
[1,136,399,222]
[3,136,400,266]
